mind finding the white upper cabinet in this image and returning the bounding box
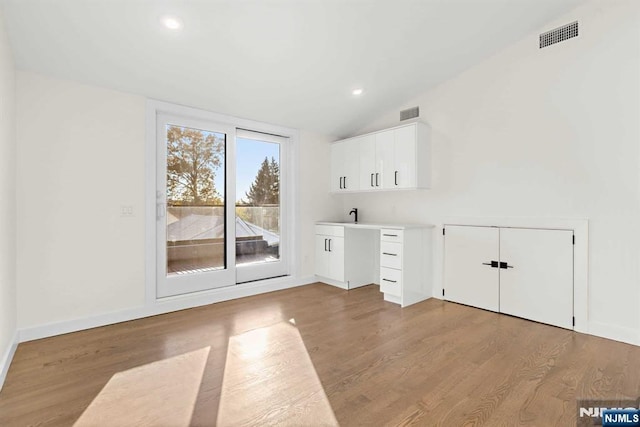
[331,122,429,193]
[358,134,376,189]
[331,138,360,192]
[394,124,418,188]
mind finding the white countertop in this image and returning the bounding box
[317,221,435,230]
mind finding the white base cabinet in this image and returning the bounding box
[315,222,433,307]
[314,227,344,283]
[443,225,574,329]
[378,227,432,307]
[314,225,375,290]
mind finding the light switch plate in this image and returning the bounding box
[120,205,134,217]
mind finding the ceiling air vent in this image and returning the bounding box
[400,106,419,121]
[540,21,578,49]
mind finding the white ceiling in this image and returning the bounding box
[1,0,583,137]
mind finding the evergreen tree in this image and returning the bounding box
[244,156,279,205]
[269,157,279,198]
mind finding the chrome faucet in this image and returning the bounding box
[349,208,358,223]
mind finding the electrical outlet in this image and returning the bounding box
[120,205,134,217]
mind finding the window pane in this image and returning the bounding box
[165,124,226,276]
[236,137,280,266]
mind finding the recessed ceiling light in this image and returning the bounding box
[352,88,364,96]
[161,16,183,30]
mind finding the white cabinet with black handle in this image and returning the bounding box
[330,138,360,192]
[379,227,432,307]
[315,225,345,283]
[314,224,376,290]
[443,225,574,329]
[330,122,430,193]
[315,222,432,303]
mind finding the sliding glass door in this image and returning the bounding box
[155,112,290,297]
[235,130,289,283]
[156,114,236,297]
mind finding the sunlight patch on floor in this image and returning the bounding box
[217,321,338,426]
[74,347,210,427]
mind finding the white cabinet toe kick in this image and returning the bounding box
[315,222,434,307]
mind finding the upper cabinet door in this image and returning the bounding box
[394,124,417,188]
[330,142,345,192]
[499,228,573,329]
[444,225,500,312]
[358,134,376,190]
[342,139,360,191]
[375,130,395,189]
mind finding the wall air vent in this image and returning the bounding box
[400,106,419,121]
[540,21,578,49]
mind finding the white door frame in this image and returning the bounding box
[145,100,299,302]
[235,129,291,284]
[156,113,237,298]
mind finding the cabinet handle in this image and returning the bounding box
[328,239,332,252]
[375,173,379,186]
[344,176,347,189]
[370,173,374,187]
[382,252,397,256]
[395,171,398,186]
[382,233,398,237]
[482,261,499,268]
[339,177,343,189]
[500,261,514,269]
[325,238,328,251]
[382,278,397,283]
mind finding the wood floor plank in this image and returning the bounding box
[1,283,639,426]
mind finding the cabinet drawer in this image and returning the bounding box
[380,267,402,297]
[315,225,344,237]
[380,242,403,269]
[381,229,403,243]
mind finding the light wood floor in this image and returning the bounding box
[1,283,639,426]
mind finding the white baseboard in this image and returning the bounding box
[315,276,348,290]
[588,321,639,346]
[19,275,316,343]
[0,330,19,392]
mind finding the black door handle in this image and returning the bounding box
[395,171,398,186]
[382,278,397,283]
[500,261,514,269]
[482,261,499,268]
[382,252,397,256]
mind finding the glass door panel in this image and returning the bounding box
[157,114,236,297]
[235,130,289,283]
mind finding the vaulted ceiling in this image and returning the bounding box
[1,0,583,137]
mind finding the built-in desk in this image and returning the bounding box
[315,222,434,307]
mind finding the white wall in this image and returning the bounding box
[298,130,343,276]
[17,72,147,329]
[338,0,640,343]
[0,5,17,385]
[15,71,338,332]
